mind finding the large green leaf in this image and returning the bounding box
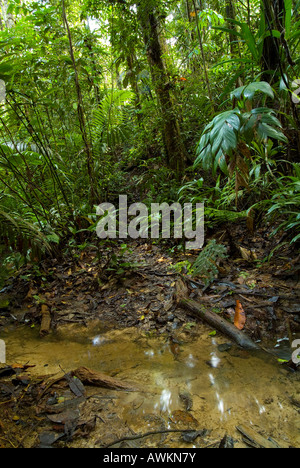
[0,63,14,81]
[240,23,259,61]
[194,110,240,174]
[231,82,274,101]
[257,122,288,143]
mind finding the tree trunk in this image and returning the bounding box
[185,0,197,72]
[225,0,240,57]
[261,0,300,128]
[83,32,101,106]
[126,53,143,125]
[191,0,214,114]
[0,8,4,30]
[62,0,98,205]
[0,0,14,29]
[137,3,187,175]
[261,0,283,83]
[175,279,260,350]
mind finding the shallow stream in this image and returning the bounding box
[1,321,299,448]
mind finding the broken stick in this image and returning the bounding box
[72,367,138,392]
[176,280,259,350]
[40,304,51,337]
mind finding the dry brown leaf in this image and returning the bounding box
[157,257,166,263]
[234,300,246,330]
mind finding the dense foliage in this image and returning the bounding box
[0,0,299,281]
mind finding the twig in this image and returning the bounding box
[0,436,17,448]
[16,423,38,448]
[212,290,300,301]
[0,399,13,406]
[141,269,178,277]
[234,291,300,300]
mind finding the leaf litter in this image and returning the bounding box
[0,224,299,448]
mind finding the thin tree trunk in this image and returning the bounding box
[261,0,282,83]
[0,0,14,28]
[225,0,240,57]
[83,33,101,106]
[137,3,187,175]
[126,53,143,125]
[0,8,4,30]
[191,0,214,114]
[261,0,299,127]
[62,0,98,205]
[175,280,259,350]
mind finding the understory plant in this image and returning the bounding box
[194,81,288,193]
[192,240,228,286]
[255,163,300,244]
[184,81,300,242]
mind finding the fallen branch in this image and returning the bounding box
[236,425,282,449]
[176,280,259,350]
[101,429,206,448]
[40,304,51,337]
[232,291,300,301]
[72,367,138,392]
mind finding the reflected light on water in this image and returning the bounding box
[160,389,172,413]
[210,353,221,368]
[92,335,105,346]
[255,398,266,414]
[209,373,215,386]
[185,354,196,368]
[216,392,225,414]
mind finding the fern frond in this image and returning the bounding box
[192,240,228,286]
[0,208,52,256]
[91,89,135,147]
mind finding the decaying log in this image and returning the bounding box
[40,304,51,337]
[72,367,138,392]
[176,280,259,350]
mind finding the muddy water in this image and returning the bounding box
[1,322,300,448]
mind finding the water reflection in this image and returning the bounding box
[92,335,106,346]
[216,392,225,415]
[210,352,221,368]
[154,389,173,413]
[3,324,300,447]
[209,373,215,386]
[185,354,196,368]
[255,398,266,414]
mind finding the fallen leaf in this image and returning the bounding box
[170,410,198,425]
[157,257,166,263]
[11,363,35,370]
[239,247,252,261]
[234,300,246,330]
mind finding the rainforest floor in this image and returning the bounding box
[0,221,299,448]
[1,220,299,342]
